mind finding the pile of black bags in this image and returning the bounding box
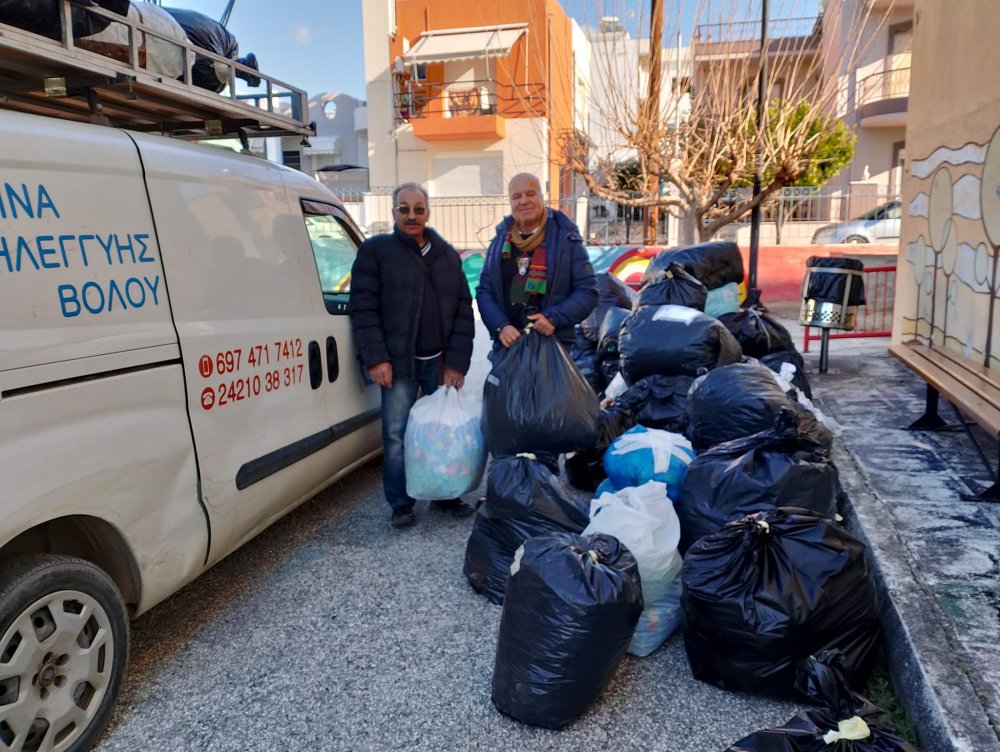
[491,532,643,729]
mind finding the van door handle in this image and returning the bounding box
[326,337,340,382]
[308,340,322,389]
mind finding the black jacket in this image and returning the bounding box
[349,226,474,379]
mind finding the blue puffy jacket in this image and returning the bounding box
[476,210,598,349]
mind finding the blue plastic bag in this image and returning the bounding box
[604,426,695,500]
[405,387,486,500]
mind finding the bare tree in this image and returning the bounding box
[563,0,884,244]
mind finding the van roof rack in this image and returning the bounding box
[0,0,315,139]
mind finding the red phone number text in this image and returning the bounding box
[198,339,304,378]
[199,365,305,411]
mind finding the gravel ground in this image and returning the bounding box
[93,319,801,752]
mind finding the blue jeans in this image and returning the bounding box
[381,357,440,511]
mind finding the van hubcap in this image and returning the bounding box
[0,590,114,751]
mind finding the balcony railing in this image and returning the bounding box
[693,15,821,44]
[394,78,546,124]
[857,66,910,107]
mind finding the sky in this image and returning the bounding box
[165,0,820,101]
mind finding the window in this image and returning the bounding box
[282,150,302,171]
[301,200,363,314]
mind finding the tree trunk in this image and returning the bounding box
[679,212,698,245]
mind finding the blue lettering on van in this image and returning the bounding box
[36,235,59,269]
[58,235,89,268]
[0,183,59,220]
[136,234,152,262]
[57,275,161,318]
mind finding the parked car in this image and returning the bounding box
[811,199,902,244]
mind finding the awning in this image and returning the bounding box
[403,24,527,65]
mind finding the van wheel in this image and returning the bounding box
[845,235,868,244]
[0,555,128,752]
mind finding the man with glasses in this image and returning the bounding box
[349,182,476,528]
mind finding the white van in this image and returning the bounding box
[0,109,382,750]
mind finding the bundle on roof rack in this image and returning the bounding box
[162,6,260,91]
[0,0,129,40]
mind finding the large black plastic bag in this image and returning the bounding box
[162,7,260,91]
[491,532,643,729]
[641,241,744,290]
[608,374,694,434]
[564,409,637,491]
[682,508,882,700]
[675,413,840,553]
[687,361,795,450]
[805,256,866,305]
[760,349,813,399]
[634,262,708,310]
[482,330,600,456]
[464,456,590,604]
[596,306,631,362]
[0,0,129,39]
[618,305,742,385]
[717,307,795,358]
[725,651,921,751]
[580,273,635,341]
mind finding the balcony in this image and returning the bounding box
[395,79,546,143]
[856,65,909,127]
[692,15,821,59]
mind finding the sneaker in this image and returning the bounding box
[432,498,477,517]
[390,508,416,528]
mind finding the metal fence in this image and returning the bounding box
[330,184,900,249]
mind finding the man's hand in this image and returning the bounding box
[526,312,555,336]
[368,361,393,388]
[442,367,465,389]
[499,325,521,348]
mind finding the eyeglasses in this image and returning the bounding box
[394,205,426,215]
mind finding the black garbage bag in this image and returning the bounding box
[687,361,795,450]
[609,374,694,434]
[675,412,840,553]
[681,508,882,700]
[568,325,596,360]
[492,532,643,729]
[564,408,637,491]
[0,0,129,40]
[580,273,635,341]
[619,305,742,385]
[717,307,795,358]
[805,256,866,305]
[596,306,631,362]
[483,329,601,456]
[572,349,606,396]
[599,357,620,385]
[760,349,813,399]
[162,7,260,91]
[725,651,922,751]
[464,456,590,604]
[634,262,708,310]
[641,241,744,290]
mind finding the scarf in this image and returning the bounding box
[504,220,547,296]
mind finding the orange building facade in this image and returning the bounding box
[363,0,580,210]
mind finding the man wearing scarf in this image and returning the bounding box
[350,182,476,528]
[477,173,598,353]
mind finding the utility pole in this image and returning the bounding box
[643,0,664,246]
[748,0,768,293]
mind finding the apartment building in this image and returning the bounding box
[361,0,587,245]
[820,0,913,199]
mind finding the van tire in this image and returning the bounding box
[0,555,129,752]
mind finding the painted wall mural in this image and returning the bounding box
[896,126,1000,368]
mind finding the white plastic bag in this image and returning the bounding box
[582,481,683,656]
[405,387,486,500]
